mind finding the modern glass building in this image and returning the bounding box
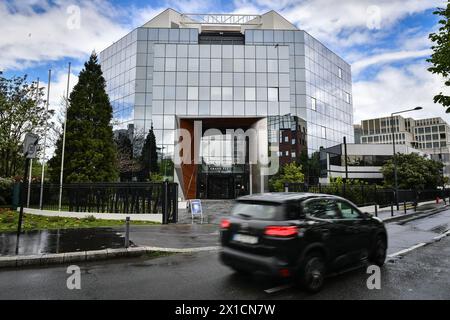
[99,9,354,199]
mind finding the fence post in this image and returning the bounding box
[374,204,378,217]
[391,202,394,217]
[173,184,178,223]
[125,216,130,248]
[284,182,289,193]
[403,201,407,214]
[162,181,169,224]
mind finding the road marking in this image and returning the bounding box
[387,243,427,258]
[433,230,450,241]
[264,284,293,294]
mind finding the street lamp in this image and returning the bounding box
[390,106,422,209]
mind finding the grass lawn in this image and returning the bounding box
[0,209,159,233]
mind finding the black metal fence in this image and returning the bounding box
[16,182,178,224]
[287,183,449,208]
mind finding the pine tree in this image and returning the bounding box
[48,53,118,183]
[140,127,159,181]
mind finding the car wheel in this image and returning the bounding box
[297,253,326,293]
[369,236,387,267]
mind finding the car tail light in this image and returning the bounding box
[220,219,231,229]
[265,226,298,237]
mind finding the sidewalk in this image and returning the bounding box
[369,202,448,222]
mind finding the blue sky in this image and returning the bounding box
[1,0,449,124]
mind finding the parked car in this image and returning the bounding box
[219,193,388,292]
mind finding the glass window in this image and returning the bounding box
[267,60,278,72]
[176,58,188,71]
[311,97,317,111]
[223,87,233,100]
[211,72,221,86]
[199,59,210,72]
[211,87,221,100]
[176,86,187,100]
[176,72,187,86]
[199,87,210,100]
[199,72,210,86]
[268,88,279,102]
[234,73,245,87]
[234,46,244,59]
[188,45,199,57]
[188,58,199,71]
[343,91,351,103]
[211,59,221,72]
[338,67,343,79]
[199,45,210,58]
[234,59,244,72]
[256,46,266,59]
[245,88,256,101]
[188,87,198,100]
[199,101,210,115]
[180,29,190,42]
[256,59,266,73]
[222,59,233,72]
[164,72,176,86]
[211,45,221,58]
[245,59,255,72]
[177,44,188,57]
[234,87,245,100]
[164,86,175,100]
[303,199,339,220]
[257,87,267,101]
[337,201,361,219]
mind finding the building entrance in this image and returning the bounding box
[178,117,266,200]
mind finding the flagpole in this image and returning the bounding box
[59,63,71,211]
[39,69,51,210]
[27,78,39,208]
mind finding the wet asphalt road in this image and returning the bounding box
[0,210,449,300]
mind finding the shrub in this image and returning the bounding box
[0,178,14,206]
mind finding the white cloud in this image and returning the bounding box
[352,49,432,75]
[0,0,130,70]
[234,0,442,46]
[353,62,450,124]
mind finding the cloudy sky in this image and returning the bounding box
[1,0,449,124]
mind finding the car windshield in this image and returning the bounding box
[231,201,283,220]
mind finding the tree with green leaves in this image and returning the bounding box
[427,2,450,112]
[269,162,305,192]
[381,153,443,190]
[48,53,118,183]
[0,73,53,177]
[140,126,159,181]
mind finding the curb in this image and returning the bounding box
[0,246,221,269]
[381,205,449,223]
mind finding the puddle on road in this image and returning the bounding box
[0,228,127,256]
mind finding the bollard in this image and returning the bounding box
[403,201,407,215]
[374,204,378,217]
[125,217,130,248]
[391,203,394,217]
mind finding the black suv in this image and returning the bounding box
[219,193,388,292]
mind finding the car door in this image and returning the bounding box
[302,198,350,270]
[335,199,371,261]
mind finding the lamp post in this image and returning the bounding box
[390,106,422,209]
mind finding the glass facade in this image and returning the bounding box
[99,17,354,198]
[246,29,354,154]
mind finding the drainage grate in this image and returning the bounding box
[430,225,448,234]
